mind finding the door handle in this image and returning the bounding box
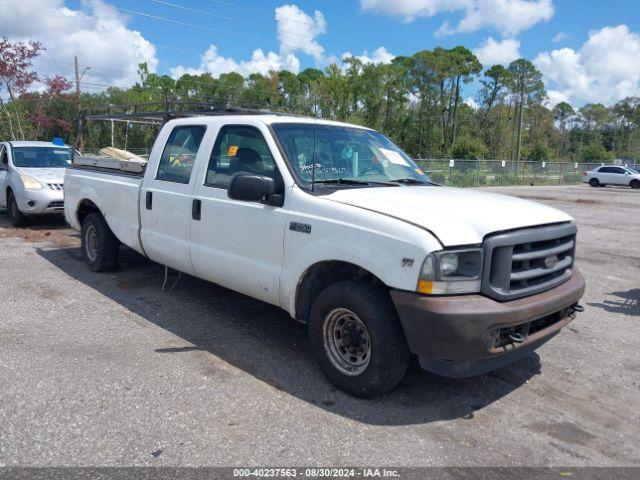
[145,191,153,210]
[192,199,202,221]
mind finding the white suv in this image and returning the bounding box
[583,165,640,189]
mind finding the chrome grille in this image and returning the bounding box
[47,183,64,191]
[482,223,577,301]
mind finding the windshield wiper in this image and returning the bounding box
[391,177,438,186]
[314,178,399,187]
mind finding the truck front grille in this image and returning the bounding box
[482,223,576,301]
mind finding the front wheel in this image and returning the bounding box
[7,190,28,227]
[309,280,410,398]
[588,178,599,187]
[631,179,640,190]
[81,212,120,272]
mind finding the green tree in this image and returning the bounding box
[507,58,545,170]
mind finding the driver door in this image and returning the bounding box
[190,124,288,306]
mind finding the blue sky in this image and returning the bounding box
[3,1,640,106]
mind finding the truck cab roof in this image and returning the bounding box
[164,114,372,131]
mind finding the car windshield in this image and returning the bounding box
[271,123,430,187]
[12,146,71,168]
[626,167,638,174]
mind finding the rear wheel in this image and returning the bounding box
[631,179,640,190]
[308,280,410,398]
[81,212,120,272]
[589,178,599,187]
[7,190,28,227]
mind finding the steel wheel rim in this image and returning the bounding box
[84,224,99,261]
[322,308,371,377]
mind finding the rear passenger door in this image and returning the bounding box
[190,124,288,305]
[140,125,207,275]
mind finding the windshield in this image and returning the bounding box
[271,123,430,187]
[12,146,71,168]
[626,167,638,174]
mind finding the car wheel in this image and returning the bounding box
[309,280,410,398]
[81,212,120,272]
[588,178,599,187]
[631,179,640,190]
[7,190,28,227]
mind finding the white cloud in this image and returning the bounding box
[171,4,323,79]
[275,4,327,62]
[342,47,396,65]
[465,97,479,109]
[0,0,158,89]
[473,37,521,66]
[170,45,301,79]
[534,25,640,106]
[360,0,554,37]
[552,31,568,43]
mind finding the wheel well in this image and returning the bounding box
[294,261,385,323]
[77,199,101,224]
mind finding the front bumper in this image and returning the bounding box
[15,187,64,215]
[390,269,585,377]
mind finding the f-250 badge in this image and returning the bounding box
[289,222,312,234]
[402,258,414,267]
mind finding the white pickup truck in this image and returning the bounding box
[64,114,585,397]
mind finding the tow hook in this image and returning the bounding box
[569,304,585,318]
[507,331,526,344]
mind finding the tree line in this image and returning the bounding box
[1,36,639,163]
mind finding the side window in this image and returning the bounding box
[599,167,612,173]
[156,125,206,183]
[612,168,626,174]
[205,125,277,188]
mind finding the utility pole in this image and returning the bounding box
[74,56,90,152]
[515,92,525,176]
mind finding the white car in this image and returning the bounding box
[63,115,585,397]
[0,141,69,226]
[583,165,640,189]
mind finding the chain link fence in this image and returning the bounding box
[412,159,638,187]
[82,143,637,188]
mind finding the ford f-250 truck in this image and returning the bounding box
[64,114,585,397]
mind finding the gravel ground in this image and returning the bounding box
[0,184,638,467]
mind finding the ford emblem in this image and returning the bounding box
[544,255,559,269]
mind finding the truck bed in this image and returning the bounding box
[64,164,145,255]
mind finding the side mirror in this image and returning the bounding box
[228,173,276,203]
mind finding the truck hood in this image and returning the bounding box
[17,167,66,185]
[323,186,573,247]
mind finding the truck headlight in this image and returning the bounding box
[20,174,43,191]
[417,248,483,294]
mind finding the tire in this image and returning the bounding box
[588,178,599,187]
[308,280,410,398]
[81,212,120,272]
[631,179,640,190]
[7,190,28,227]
